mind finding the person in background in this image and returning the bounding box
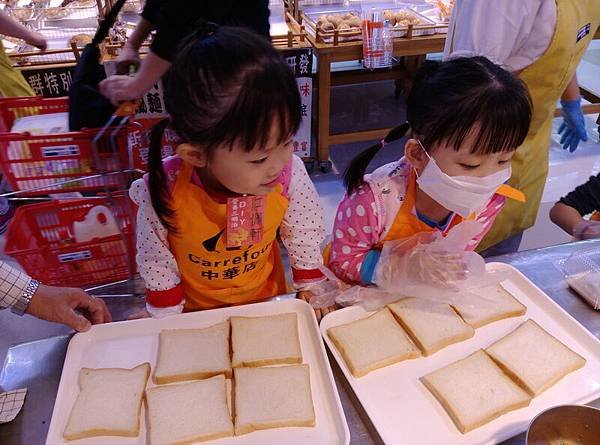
[328,57,532,286]
[550,174,600,239]
[99,0,270,105]
[129,25,327,318]
[0,9,46,97]
[445,0,600,255]
[0,261,112,332]
[0,10,48,236]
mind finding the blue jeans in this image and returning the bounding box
[479,232,523,258]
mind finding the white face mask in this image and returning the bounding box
[415,143,511,218]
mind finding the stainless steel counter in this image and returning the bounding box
[1,240,599,444]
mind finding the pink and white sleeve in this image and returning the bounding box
[466,194,507,251]
[329,184,382,283]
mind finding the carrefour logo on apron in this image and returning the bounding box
[185,229,271,281]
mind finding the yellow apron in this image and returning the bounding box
[478,0,600,251]
[168,161,289,311]
[0,41,34,97]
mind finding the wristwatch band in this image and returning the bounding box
[11,279,40,316]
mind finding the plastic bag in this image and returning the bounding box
[374,220,508,307]
[306,265,397,311]
[304,265,351,309]
[559,246,600,310]
[374,220,487,291]
[311,221,511,313]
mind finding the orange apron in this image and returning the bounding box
[381,170,471,242]
[168,161,288,311]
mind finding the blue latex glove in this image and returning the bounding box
[559,98,588,152]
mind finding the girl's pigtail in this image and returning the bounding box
[148,118,177,232]
[343,122,410,194]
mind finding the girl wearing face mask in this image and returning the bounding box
[129,25,326,317]
[328,56,532,286]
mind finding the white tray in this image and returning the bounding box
[46,299,350,445]
[320,263,600,445]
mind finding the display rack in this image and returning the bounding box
[284,1,600,165]
[284,1,446,166]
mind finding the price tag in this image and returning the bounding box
[226,195,264,247]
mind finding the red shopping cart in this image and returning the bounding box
[0,96,131,196]
[4,194,136,287]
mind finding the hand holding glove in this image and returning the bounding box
[559,99,588,153]
[373,221,486,292]
[572,219,600,240]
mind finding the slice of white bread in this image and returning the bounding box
[451,284,526,328]
[421,350,531,433]
[327,308,421,378]
[63,362,150,441]
[154,321,231,384]
[226,379,232,417]
[485,319,586,396]
[387,297,475,356]
[146,375,234,445]
[233,364,315,435]
[230,313,302,368]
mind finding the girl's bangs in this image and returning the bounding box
[423,95,531,155]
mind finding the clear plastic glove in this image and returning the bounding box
[559,99,588,152]
[298,289,336,323]
[334,286,398,312]
[300,273,351,322]
[572,220,600,240]
[373,220,486,292]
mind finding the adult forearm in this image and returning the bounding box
[550,202,582,235]
[561,73,581,101]
[0,10,35,41]
[126,17,154,50]
[131,51,171,95]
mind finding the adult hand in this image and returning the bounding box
[26,31,47,51]
[559,99,588,153]
[572,220,600,240]
[99,75,142,106]
[26,284,112,332]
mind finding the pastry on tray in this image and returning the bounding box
[70,33,93,47]
[316,12,361,32]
